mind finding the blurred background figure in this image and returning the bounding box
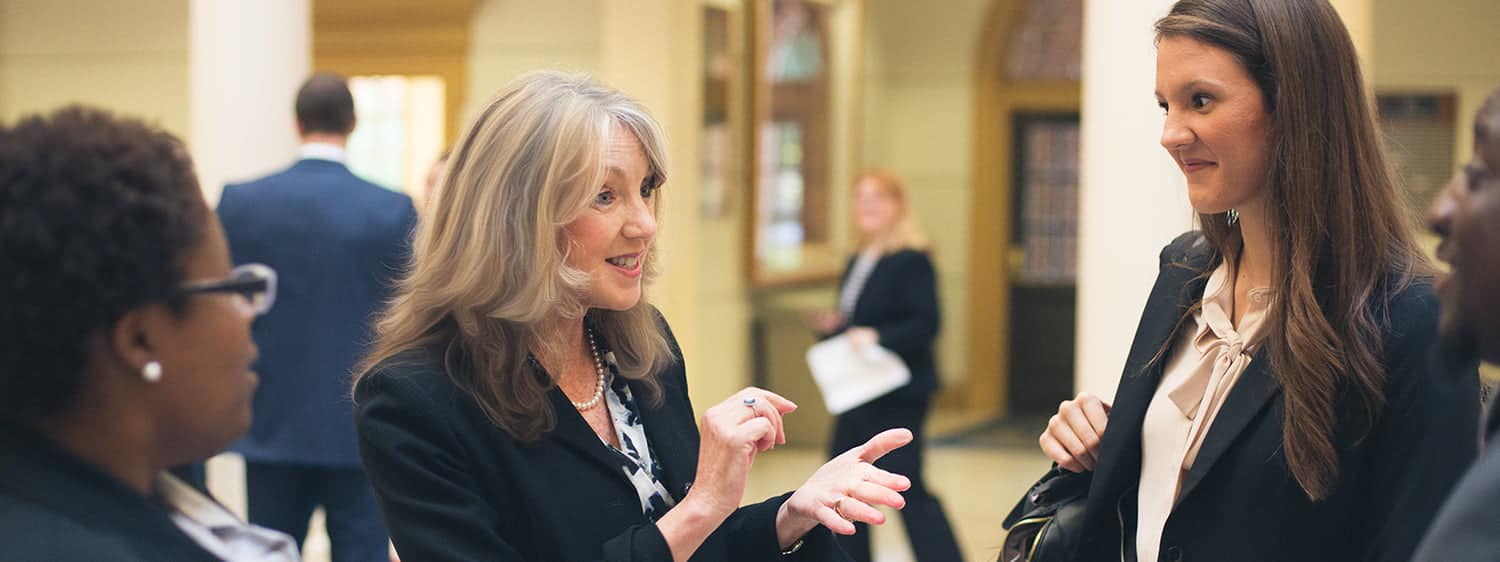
[0,106,294,561]
[808,169,963,562]
[1414,86,1500,561]
[216,73,415,562]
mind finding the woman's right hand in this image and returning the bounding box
[660,388,797,561]
[805,310,844,334]
[1039,392,1111,472]
[687,387,797,517]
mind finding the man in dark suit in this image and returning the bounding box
[217,73,415,562]
[1414,87,1500,561]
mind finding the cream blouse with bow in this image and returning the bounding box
[1135,257,1272,562]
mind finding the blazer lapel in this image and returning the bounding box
[1091,253,1211,500]
[1175,343,1282,504]
[628,374,695,500]
[545,389,635,486]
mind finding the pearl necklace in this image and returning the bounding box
[570,328,607,411]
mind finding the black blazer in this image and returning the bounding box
[1412,383,1500,561]
[0,423,221,561]
[354,318,845,561]
[1069,232,1479,562]
[828,249,941,395]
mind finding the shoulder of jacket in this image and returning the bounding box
[1160,230,1208,263]
[357,349,454,402]
[887,248,934,268]
[1377,278,1440,349]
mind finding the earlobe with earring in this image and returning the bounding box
[142,361,162,383]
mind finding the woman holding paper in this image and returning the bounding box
[809,169,963,562]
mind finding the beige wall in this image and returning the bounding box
[0,0,189,136]
[464,0,602,122]
[860,0,991,389]
[1374,0,1500,171]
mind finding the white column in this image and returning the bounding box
[1074,0,1191,401]
[189,0,310,205]
[188,0,310,520]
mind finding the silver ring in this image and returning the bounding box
[743,396,757,408]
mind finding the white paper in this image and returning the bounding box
[805,335,912,415]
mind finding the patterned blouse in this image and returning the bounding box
[599,355,678,520]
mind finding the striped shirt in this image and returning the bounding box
[838,249,882,319]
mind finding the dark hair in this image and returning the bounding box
[295,73,356,135]
[0,106,209,420]
[1154,0,1430,500]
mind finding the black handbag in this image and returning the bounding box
[999,466,1091,562]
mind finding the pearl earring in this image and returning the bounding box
[142,361,162,383]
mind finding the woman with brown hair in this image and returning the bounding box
[1037,1,1479,560]
[352,71,915,561]
[808,169,962,562]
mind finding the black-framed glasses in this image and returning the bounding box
[176,263,278,316]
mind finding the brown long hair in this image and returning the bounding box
[1154,0,1430,500]
[354,71,672,443]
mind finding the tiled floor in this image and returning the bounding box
[216,410,1052,562]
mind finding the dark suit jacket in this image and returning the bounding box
[354,318,846,561]
[1068,232,1479,562]
[827,249,941,395]
[0,423,220,561]
[1413,383,1500,561]
[218,158,416,467]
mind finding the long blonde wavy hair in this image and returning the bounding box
[355,71,673,442]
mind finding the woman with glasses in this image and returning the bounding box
[0,106,294,561]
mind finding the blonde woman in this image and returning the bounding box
[808,170,963,562]
[352,71,914,562]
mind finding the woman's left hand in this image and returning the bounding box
[774,428,914,546]
[845,326,879,348]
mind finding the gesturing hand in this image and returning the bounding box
[844,326,879,348]
[660,388,798,561]
[775,428,914,545]
[687,387,797,518]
